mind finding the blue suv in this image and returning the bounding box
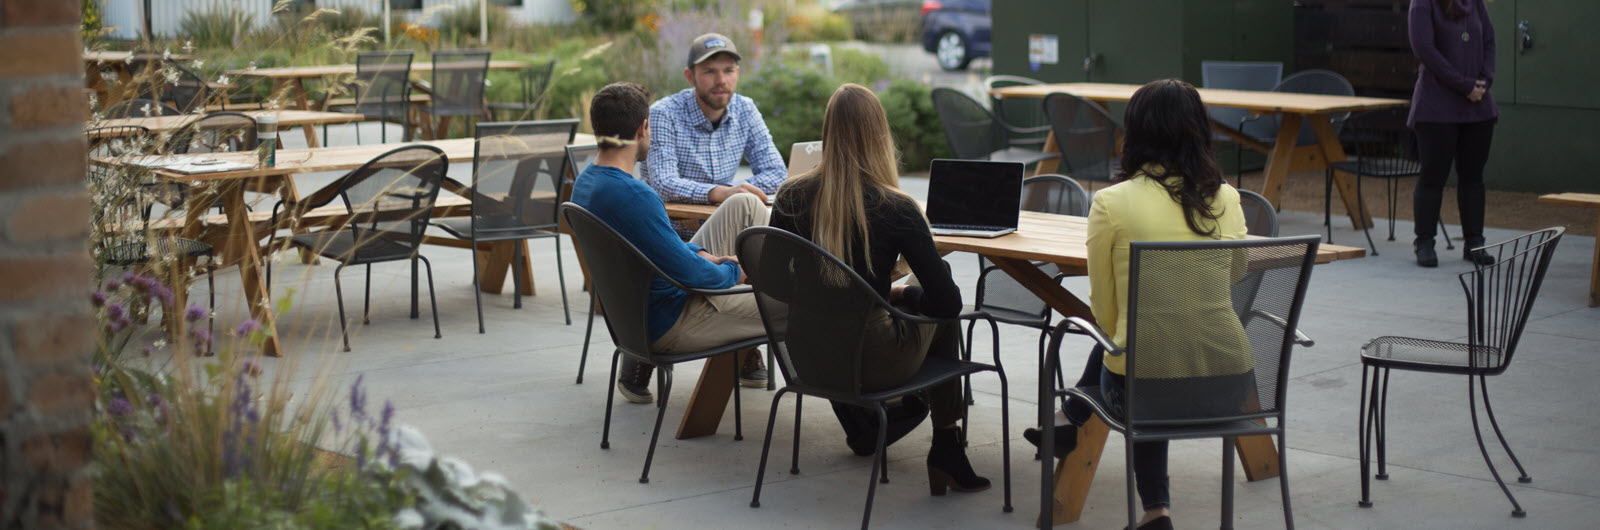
[920,0,991,71]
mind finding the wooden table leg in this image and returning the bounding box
[1042,415,1111,526]
[220,181,282,357]
[1034,131,1061,177]
[676,348,748,439]
[1259,114,1302,208]
[289,78,320,147]
[476,241,536,296]
[1310,116,1373,229]
[989,256,1091,320]
[1591,212,1600,307]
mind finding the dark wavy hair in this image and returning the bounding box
[1115,78,1226,238]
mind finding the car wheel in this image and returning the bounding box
[936,30,971,71]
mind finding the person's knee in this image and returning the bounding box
[722,192,764,213]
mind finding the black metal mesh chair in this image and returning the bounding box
[1043,235,1321,530]
[103,98,181,118]
[1325,107,1455,256]
[1358,227,1563,518]
[154,111,259,218]
[565,144,605,384]
[162,59,212,113]
[327,51,415,145]
[1201,61,1283,186]
[1042,92,1122,185]
[984,75,1052,151]
[1237,188,1279,237]
[423,50,492,139]
[736,227,1011,529]
[434,120,578,333]
[1234,70,1353,190]
[265,145,449,351]
[558,203,763,484]
[930,87,1057,166]
[488,60,557,121]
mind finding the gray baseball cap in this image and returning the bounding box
[686,33,741,68]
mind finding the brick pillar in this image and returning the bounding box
[0,0,97,528]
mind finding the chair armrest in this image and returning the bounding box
[1002,123,1052,136]
[1063,316,1123,357]
[1246,309,1315,347]
[683,284,754,298]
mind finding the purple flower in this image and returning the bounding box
[184,304,207,322]
[147,282,174,307]
[241,359,261,377]
[106,302,126,321]
[104,279,122,291]
[349,374,367,420]
[190,327,211,344]
[108,397,134,417]
[129,275,152,293]
[234,319,260,338]
[331,410,343,433]
[109,317,129,333]
[91,291,107,307]
[142,346,153,357]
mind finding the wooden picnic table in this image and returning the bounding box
[226,61,530,146]
[88,110,366,138]
[84,50,202,107]
[989,82,1411,230]
[662,201,1362,499]
[1538,192,1600,307]
[93,133,593,357]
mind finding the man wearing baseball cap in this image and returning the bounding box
[636,33,784,391]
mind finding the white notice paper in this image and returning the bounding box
[1028,34,1059,66]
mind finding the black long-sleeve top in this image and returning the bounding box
[769,182,962,318]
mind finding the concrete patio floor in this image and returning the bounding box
[193,124,1600,529]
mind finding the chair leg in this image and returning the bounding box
[206,256,215,357]
[410,253,420,319]
[963,319,978,407]
[767,347,776,391]
[472,242,485,334]
[555,236,571,325]
[1386,179,1399,242]
[1222,436,1236,530]
[1478,376,1533,483]
[1376,368,1390,479]
[731,351,744,441]
[879,447,889,484]
[601,350,620,449]
[1324,168,1334,243]
[576,297,595,384]
[1358,363,1375,508]
[751,388,790,508]
[861,405,890,530]
[791,395,803,475]
[363,264,372,325]
[1440,220,1456,250]
[1358,175,1379,256]
[1279,423,1295,530]
[333,264,351,352]
[1470,374,1527,516]
[511,241,525,310]
[1125,435,1139,530]
[640,365,673,484]
[996,366,1013,513]
[420,256,441,339]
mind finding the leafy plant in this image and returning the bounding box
[877,78,953,172]
[386,426,566,530]
[435,3,514,47]
[785,3,851,42]
[570,0,654,32]
[738,62,832,163]
[181,7,255,49]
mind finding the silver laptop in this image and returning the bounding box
[788,141,823,177]
[926,159,1024,238]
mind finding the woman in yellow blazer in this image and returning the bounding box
[1023,79,1249,530]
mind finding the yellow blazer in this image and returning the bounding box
[1086,169,1250,377]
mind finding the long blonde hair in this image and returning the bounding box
[787,84,910,272]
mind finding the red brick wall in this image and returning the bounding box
[0,0,96,528]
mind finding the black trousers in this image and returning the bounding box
[1413,118,1497,244]
[1066,346,1171,511]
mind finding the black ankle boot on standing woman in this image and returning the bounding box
[927,426,990,495]
[1464,237,1496,266]
[1414,238,1438,268]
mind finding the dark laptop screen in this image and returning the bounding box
[925,159,1024,228]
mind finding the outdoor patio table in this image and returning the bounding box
[664,201,1363,523]
[1538,192,1600,306]
[226,61,530,147]
[989,82,1409,230]
[88,110,367,139]
[92,134,593,357]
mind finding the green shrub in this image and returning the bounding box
[435,4,513,47]
[738,63,833,163]
[570,0,653,32]
[877,78,952,172]
[319,5,386,40]
[785,4,851,42]
[181,8,255,49]
[831,48,891,87]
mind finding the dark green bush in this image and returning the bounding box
[571,0,653,32]
[738,63,833,164]
[435,4,513,47]
[877,78,952,172]
[182,8,254,49]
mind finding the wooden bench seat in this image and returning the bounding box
[1538,192,1600,306]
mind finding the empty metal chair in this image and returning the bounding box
[327,50,415,145]
[1237,188,1279,237]
[984,75,1052,151]
[488,60,557,121]
[1042,92,1122,184]
[422,49,492,139]
[1325,107,1455,256]
[1357,228,1563,518]
[103,98,181,118]
[930,87,1057,166]
[1201,61,1283,185]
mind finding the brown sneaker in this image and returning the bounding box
[739,348,769,388]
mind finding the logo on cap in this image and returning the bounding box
[704,39,727,49]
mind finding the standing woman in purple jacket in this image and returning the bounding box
[1409,0,1499,267]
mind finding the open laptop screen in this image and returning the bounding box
[925,159,1024,230]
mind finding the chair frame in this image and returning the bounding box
[931,87,1057,167]
[327,50,416,145]
[1041,92,1122,184]
[984,75,1052,150]
[1324,108,1455,256]
[1042,235,1322,530]
[736,227,1012,529]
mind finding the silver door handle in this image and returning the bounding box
[1083,53,1099,74]
[1517,21,1534,53]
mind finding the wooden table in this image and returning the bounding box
[661,201,1364,469]
[88,110,367,138]
[227,61,529,146]
[1538,193,1600,306]
[989,83,1410,229]
[94,133,592,357]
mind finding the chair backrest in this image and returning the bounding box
[171,111,257,154]
[1459,227,1564,374]
[1123,236,1319,426]
[470,119,579,237]
[162,59,212,113]
[564,143,599,189]
[1200,61,1282,142]
[738,226,899,399]
[1273,69,1355,145]
[1236,189,1278,237]
[931,87,1005,160]
[314,145,448,252]
[1042,92,1120,183]
[520,59,557,107]
[560,203,678,358]
[354,50,414,116]
[103,98,181,118]
[1021,174,1091,216]
[87,126,157,245]
[1340,107,1421,178]
[432,49,492,116]
[985,75,1049,149]
[87,126,156,157]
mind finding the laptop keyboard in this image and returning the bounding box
[933,223,1007,231]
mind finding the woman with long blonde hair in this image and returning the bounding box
[770,84,989,495]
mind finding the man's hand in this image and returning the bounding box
[707,182,770,204]
[697,250,739,265]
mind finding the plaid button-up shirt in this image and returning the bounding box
[640,88,787,205]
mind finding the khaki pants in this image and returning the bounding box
[650,193,770,354]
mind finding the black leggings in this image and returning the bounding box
[1065,346,1170,511]
[1413,119,1496,243]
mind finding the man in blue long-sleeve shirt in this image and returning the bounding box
[571,82,769,404]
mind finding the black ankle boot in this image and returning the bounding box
[927,426,990,495]
[1023,424,1078,458]
[1464,237,1495,266]
[1414,239,1438,268]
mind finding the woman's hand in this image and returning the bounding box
[889,284,908,304]
[1468,80,1487,102]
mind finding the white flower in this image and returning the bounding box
[162,48,171,60]
[191,59,204,69]
[393,508,424,529]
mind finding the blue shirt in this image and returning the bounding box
[570,164,742,342]
[639,88,787,204]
